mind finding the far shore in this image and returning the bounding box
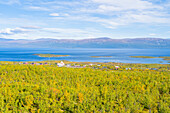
[130,56,170,61]
[91,56,112,58]
[34,54,70,57]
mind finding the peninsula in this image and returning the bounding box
[34,54,69,57]
[130,56,170,61]
[91,56,112,58]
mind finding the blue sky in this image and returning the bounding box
[0,0,170,39]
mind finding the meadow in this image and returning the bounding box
[0,61,169,112]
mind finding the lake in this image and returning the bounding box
[0,48,170,64]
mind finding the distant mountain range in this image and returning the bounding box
[0,37,170,48]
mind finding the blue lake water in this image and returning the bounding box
[0,48,170,64]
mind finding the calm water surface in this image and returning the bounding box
[0,48,169,64]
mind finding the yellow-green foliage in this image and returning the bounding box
[0,64,169,112]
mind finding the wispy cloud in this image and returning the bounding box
[90,0,162,10]
[0,0,20,5]
[44,0,170,29]
[0,27,26,35]
[27,6,50,11]
[0,26,39,35]
[0,0,169,39]
[149,33,156,36]
[0,26,109,39]
[49,13,60,17]
[21,26,41,29]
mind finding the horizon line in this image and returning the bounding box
[1,37,169,40]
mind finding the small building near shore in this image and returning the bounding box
[23,62,28,65]
[66,64,71,67]
[115,66,119,70]
[57,61,65,67]
[89,64,93,66]
[31,63,36,65]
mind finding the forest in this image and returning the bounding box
[0,62,169,112]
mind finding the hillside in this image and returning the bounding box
[0,37,170,48]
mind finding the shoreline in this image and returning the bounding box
[0,61,169,72]
[90,56,112,58]
[0,60,170,65]
[130,56,170,62]
[34,54,70,57]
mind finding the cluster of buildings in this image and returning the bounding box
[2,61,125,70]
[16,61,103,68]
[17,61,86,68]
[18,61,65,67]
[18,62,48,65]
[0,62,163,71]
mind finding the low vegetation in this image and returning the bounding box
[0,61,169,112]
[130,56,157,58]
[130,56,170,61]
[34,54,69,57]
[159,56,170,61]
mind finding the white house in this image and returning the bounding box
[115,66,119,70]
[57,61,65,67]
[89,64,93,66]
[66,64,71,67]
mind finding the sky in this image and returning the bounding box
[0,0,170,39]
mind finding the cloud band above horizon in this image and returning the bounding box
[0,0,170,39]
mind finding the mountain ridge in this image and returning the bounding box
[0,37,170,48]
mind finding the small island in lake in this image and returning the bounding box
[130,56,170,61]
[130,56,156,58]
[91,56,112,58]
[34,54,70,57]
[159,57,170,61]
